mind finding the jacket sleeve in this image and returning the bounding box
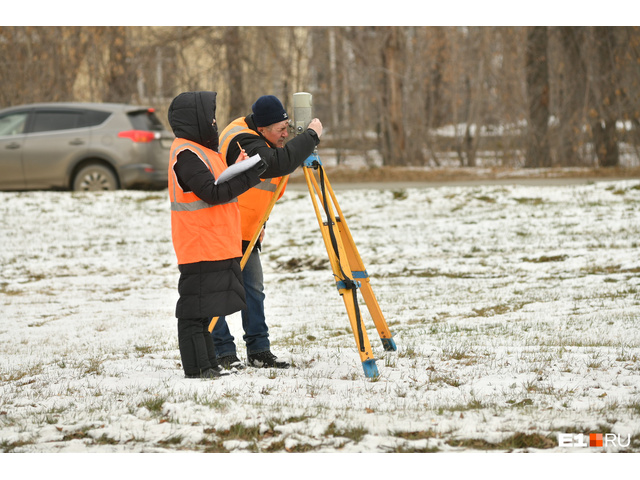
[174,150,262,205]
[227,129,320,178]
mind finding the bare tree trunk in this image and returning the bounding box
[426,27,447,128]
[103,27,136,103]
[224,26,246,120]
[556,27,588,166]
[380,27,406,166]
[591,27,620,167]
[525,26,551,168]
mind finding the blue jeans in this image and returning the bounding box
[211,248,270,357]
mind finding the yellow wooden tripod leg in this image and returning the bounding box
[355,277,396,351]
[208,176,289,333]
[336,229,396,351]
[337,281,379,377]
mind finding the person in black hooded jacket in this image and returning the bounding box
[167,91,267,379]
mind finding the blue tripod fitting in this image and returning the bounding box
[304,151,321,168]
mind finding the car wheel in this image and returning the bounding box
[73,164,118,191]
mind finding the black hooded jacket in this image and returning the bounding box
[167,91,265,320]
[168,90,219,150]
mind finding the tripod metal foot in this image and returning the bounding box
[381,337,397,352]
[362,359,379,378]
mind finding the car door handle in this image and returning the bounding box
[5,142,21,149]
[69,139,85,146]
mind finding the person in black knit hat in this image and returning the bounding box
[211,95,323,370]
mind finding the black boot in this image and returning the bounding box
[202,322,224,372]
[178,318,229,378]
[218,353,246,370]
[247,350,290,369]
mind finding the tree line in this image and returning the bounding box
[1,26,639,168]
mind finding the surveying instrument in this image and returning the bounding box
[209,92,396,378]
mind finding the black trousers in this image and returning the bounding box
[177,317,217,376]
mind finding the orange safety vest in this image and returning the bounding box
[168,138,242,265]
[219,117,288,242]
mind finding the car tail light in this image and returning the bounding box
[118,130,158,143]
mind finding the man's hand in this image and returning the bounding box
[308,118,323,137]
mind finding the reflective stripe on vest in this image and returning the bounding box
[219,124,247,155]
[170,198,234,212]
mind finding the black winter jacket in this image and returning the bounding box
[224,114,320,178]
[167,91,265,319]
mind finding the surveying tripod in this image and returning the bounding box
[301,149,397,377]
[209,92,396,378]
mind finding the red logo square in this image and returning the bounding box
[590,433,603,447]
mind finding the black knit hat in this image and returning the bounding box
[252,95,289,127]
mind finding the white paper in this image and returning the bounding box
[215,153,262,185]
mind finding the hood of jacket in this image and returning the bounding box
[168,91,219,151]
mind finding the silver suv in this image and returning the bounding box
[0,102,174,191]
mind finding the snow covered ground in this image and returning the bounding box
[1,178,639,466]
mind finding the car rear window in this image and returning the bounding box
[30,109,111,133]
[83,110,111,127]
[127,110,165,131]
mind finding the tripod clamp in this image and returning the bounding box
[304,150,321,169]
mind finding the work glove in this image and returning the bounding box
[252,159,268,176]
[245,159,268,188]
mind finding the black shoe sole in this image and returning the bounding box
[248,360,290,369]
